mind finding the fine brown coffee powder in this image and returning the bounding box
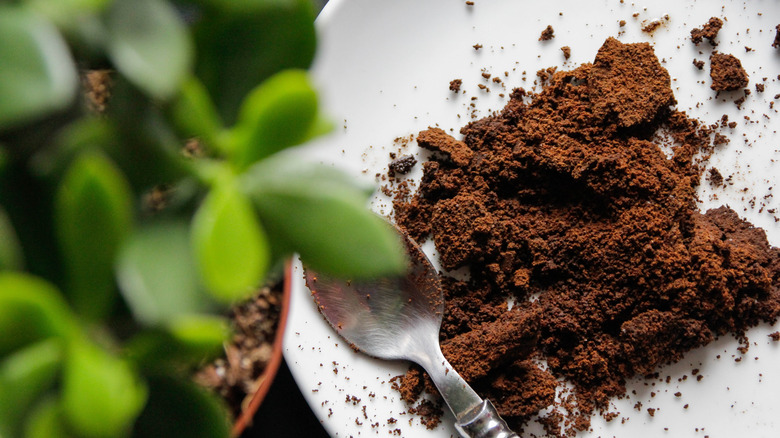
[392,37,780,436]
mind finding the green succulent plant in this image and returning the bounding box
[0,1,405,437]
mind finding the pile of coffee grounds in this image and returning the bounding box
[690,17,723,45]
[773,24,780,49]
[392,37,780,436]
[710,52,749,91]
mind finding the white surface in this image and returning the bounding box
[283,1,780,437]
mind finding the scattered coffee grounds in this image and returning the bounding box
[693,59,705,70]
[539,25,555,41]
[392,37,780,435]
[561,46,571,60]
[756,83,765,93]
[408,400,443,429]
[773,24,780,48]
[708,167,724,187]
[770,331,780,341]
[710,52,749,91]
[449,78,463,92]
[196,284,283,418]
[388,155,418,177]
[691,17,723,45]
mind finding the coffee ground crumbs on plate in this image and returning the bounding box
[388,155,418,177]
[561,46,571,60]
[773,24,780,48]
[690,17,724,45]
[770,331,780,341]
[449,78,463,92]
[539,25,555,41]
[392,37,780,436]
[710,52,749,91]
[693,59,705,70]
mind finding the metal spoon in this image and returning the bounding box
[304,225,519,438]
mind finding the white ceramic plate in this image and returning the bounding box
[283,1,780,437]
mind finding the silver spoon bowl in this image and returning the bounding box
[305,225,519,438]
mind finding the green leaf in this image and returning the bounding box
[55,152,133,321]
[132,375,231,438]
[192,182,270,302]
[194,0,317,124]
[116,222,216,327]
[0,339,63,438]
[227,70,318,169]
[0,5,78,131]
[243,157,406,279]
[169,77,223,147]
[167,314,229,358]
[30,117,115,178]
[105,0,192,99]
[125,316,228,370]
[23,396,75,438]
[61,340,148,438]
[0,206,23,271]
[25,0,110,32]
[0,272,78,357]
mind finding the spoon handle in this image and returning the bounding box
[419,345,518,438]
[455,400,519,438]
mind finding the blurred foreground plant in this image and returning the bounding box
[0,1,405,437]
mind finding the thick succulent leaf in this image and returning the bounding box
[169,77,223,147]
[116,221,216,327]
[23,396,75,438]
[131,375,231,438]
[0,272,78,357]
[243,158,406,279]
[228,70,318,169]
[105,0,192,99]
[192,183,270,302]
[0,206,23,270]
[125,315,228,370]
[0,339,63,438]
[55,152,133,321]
[61,340,148,438]
[194,0,316,124]
[0,5,78,131]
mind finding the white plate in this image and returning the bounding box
[283,1,780,437]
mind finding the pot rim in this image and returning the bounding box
[230,260,293,437]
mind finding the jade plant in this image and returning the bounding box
[0,0,405,437]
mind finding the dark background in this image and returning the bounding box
[243,1,330,436]
[242,360,329,437]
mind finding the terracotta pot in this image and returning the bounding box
[230,261,293,437]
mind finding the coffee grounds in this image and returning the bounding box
[449,79,463,92]
[561,46,571,60]
[710,52,749,91]
[392,38,780,435]
[539,25,555,41]
[388,155,417,177]
[691,17,723,46]
[773,24,780,49]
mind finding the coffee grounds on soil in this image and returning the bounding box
[392,37,780,436]
[196,284,283,418]
[710,52,749,91]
